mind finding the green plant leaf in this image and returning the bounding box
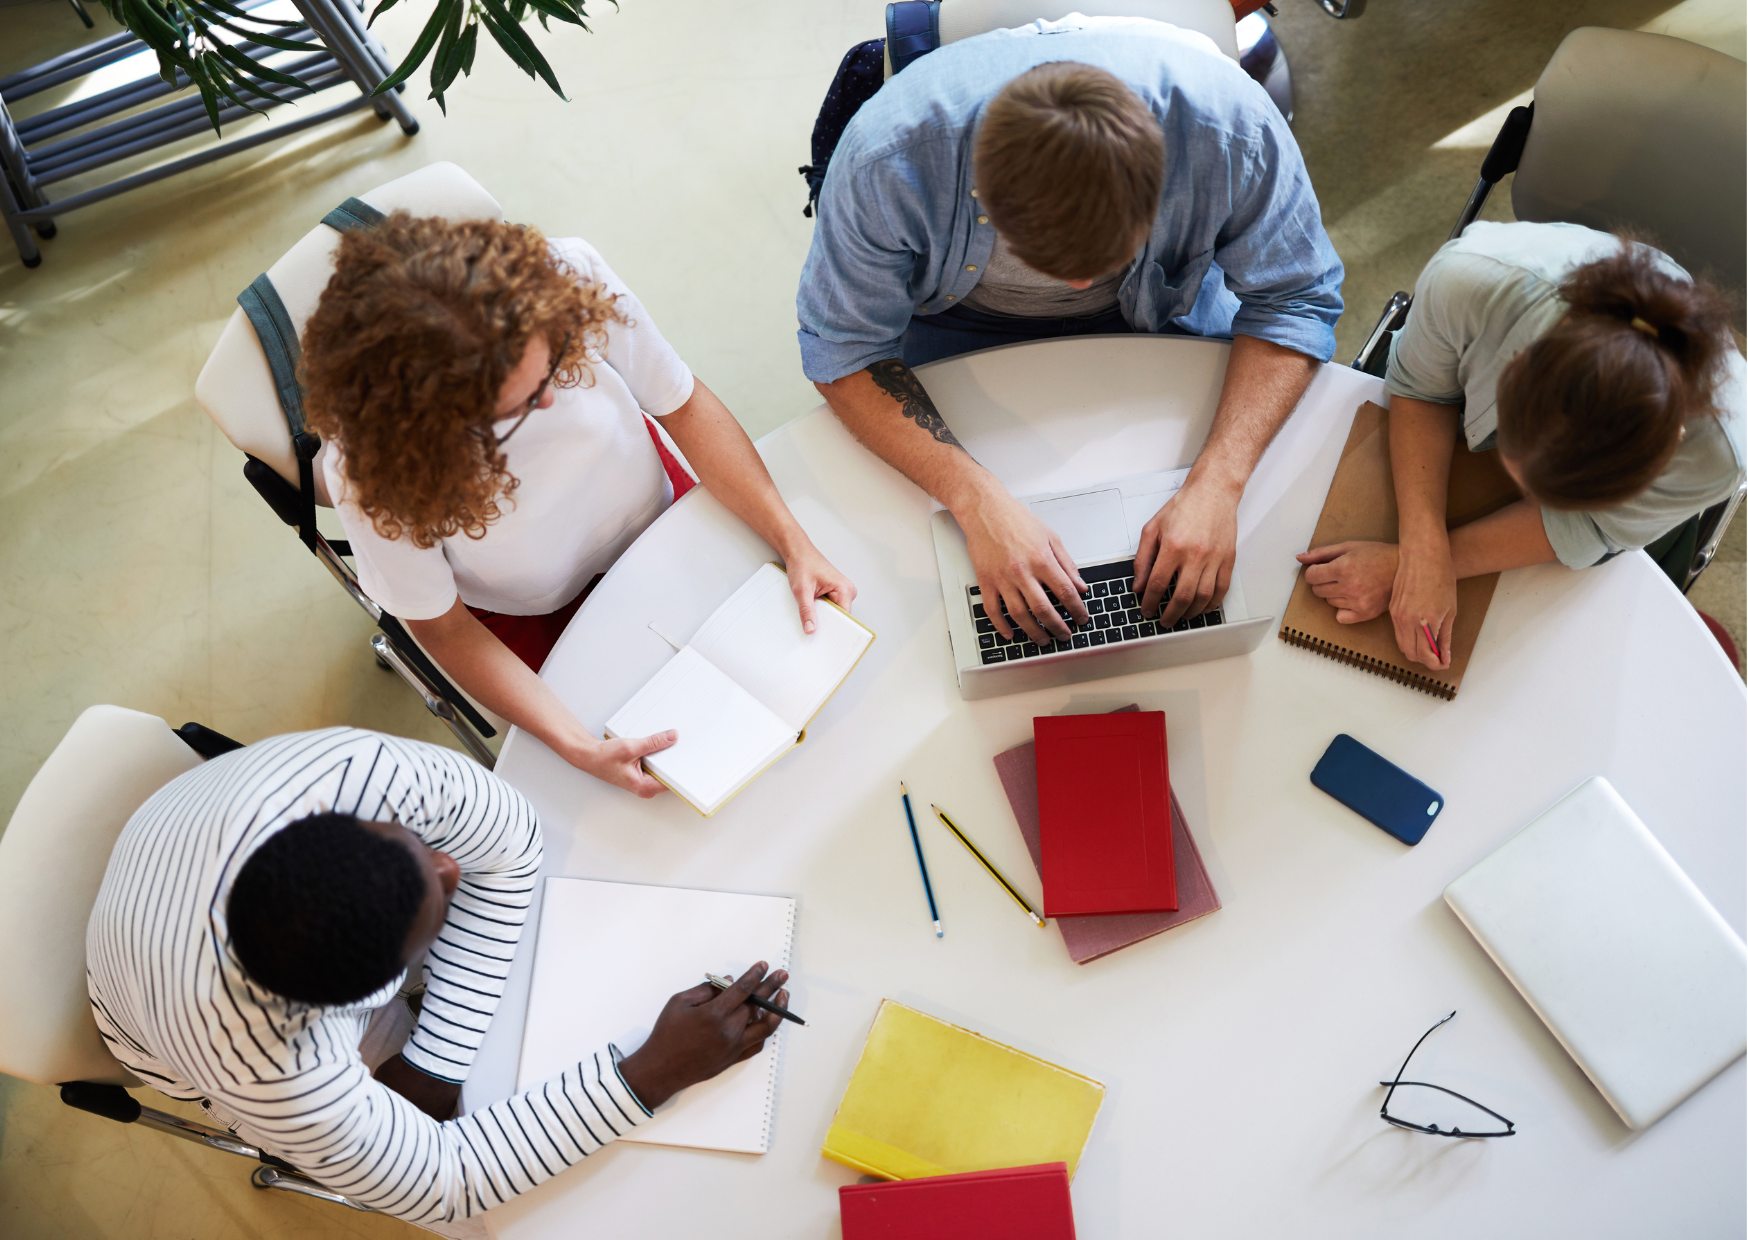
[367,0,400,26]
[426,0,463,113]
[188,7,316,54]
[210,36,299,97]
[480,0,567,99]
[207,58,270,115]
[522,0,583,29]
[459,19,477,73]
[373,0,454,95]
[193,0,297,25]
[194,71,223,130]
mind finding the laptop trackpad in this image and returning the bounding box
[1028,488,1129,561]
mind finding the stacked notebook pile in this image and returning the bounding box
[995,705,1220,963]
[824,999,1102,1238]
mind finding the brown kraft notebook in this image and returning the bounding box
[1279,401,1522,700]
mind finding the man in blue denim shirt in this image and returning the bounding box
[797,18,1343,644]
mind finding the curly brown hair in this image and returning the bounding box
[301,212,626,548]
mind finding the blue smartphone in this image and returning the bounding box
[1310,734,1444,845]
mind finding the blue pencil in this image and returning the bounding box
[899,782,943,937]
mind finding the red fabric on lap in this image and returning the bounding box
[467,575,599,673]
[645,415,696,501]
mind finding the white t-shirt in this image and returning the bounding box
[326,238,695,620]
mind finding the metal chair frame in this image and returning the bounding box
[0,0,418,268]
[1348,93,1738,595]
[50,720,374,1214]
[242,449,500,768]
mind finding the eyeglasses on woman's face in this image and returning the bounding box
[492,332,570,447]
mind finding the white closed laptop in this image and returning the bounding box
[1444,777,1747,1130]
[931,467,1273,700]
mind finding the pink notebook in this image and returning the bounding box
[995,706,1220,964]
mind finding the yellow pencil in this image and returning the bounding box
[930,804,1047,928]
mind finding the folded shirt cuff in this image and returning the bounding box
[1228,310,1337,364]
[399,1038,468,1086]
[608,1043,655,1118]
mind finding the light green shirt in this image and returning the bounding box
[1385,220,1745,569]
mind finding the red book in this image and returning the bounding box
[1035,710,1176,917]
[839,1163,1076,1239]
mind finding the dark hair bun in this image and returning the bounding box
[1495,236,1733,509]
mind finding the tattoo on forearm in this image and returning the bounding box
[866,360,964,450]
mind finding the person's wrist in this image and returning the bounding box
[937,462,1003,517]
[770,524,815,567]
[615,1046,683,1110]
[1182,456,1246,503]
[1398,521,1450,559]
[556,729,605,770]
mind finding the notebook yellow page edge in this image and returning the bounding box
[820,998,1106,1182]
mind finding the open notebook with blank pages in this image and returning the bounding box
[1444,778,1747,1130]
[516,877,798,1154]
[605,563,874,815]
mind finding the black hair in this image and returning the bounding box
[227,811,428,1006]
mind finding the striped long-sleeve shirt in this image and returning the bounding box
[86,728,649,1222]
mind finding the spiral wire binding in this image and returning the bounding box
[1279,625,1457,701]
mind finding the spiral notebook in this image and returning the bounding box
[1279,401,1521,700]
[516,877,796,1154]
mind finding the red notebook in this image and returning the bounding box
[995,707,1219,964]
[839,1162,1076,1239]
[1035,710,1176,917]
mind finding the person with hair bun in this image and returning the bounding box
[1299,220,1744,671]
[301,214,854,796]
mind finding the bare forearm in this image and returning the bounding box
[1188,335,1317,495]
[407,604,595,763]
[1448,501,1557,577]
[1389,397,1461,549]
[817,361,998,511]
[657,378,812,560]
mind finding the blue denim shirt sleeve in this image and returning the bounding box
[1214,120,1344,360]
[795,25,1344,385]
[796,143,947,383]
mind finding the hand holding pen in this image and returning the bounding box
[616,963,790,1110]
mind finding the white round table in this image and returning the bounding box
[465,336,1746,1239]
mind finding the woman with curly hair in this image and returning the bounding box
[1297,221,1743,671]
[301,214,855,797]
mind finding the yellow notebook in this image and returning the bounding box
[821,1000,1105,1181]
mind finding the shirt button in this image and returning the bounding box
[977,215,989,225]
[946,294,955,300]
[971,189,979,198]
[966,264,977,272]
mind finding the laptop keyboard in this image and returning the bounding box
[970,560,1223,665]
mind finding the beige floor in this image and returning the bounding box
[1,1,1742,1236]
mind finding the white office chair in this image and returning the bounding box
[195,162,506,767]
[0,705,370,1212]
[896,0,1242,68]
[1350,27,1747,592]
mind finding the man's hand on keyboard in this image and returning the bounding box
[960,487,1089,644]
[1134,477,1238,627]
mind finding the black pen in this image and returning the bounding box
[704,972,807,1026]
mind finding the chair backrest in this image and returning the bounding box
[193,162,505,505]
[1513,28,1746,304]
[0,706,204,1086]
[899,0,1240,74]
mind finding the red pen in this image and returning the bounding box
[1420,620,1443,662]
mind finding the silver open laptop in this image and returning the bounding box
[932,468,1273,700]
